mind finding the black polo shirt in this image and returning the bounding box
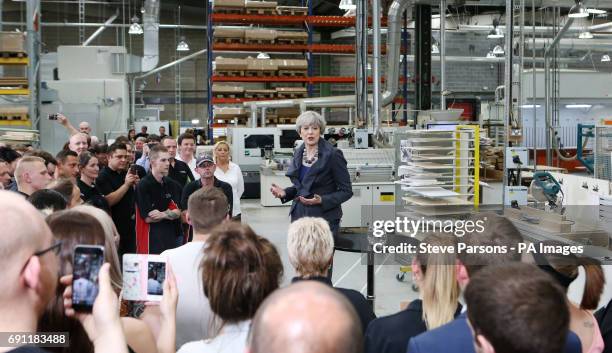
[96,166,136,255]
[181,177,233,216]
[135,174,183,254]
[168,159,195,187]
[77,178,110,212]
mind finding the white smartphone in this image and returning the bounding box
[122,254,167,301]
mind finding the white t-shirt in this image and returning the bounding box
[161,242,213,349]
[177,155,200,180]
[214,161,244,217]
[177,320,251,353]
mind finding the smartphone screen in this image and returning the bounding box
[72,245,105,312]
[147,261,165,296]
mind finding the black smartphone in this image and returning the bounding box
[72,245,105,312]
[48,114,59,120]
[129,165,138,175]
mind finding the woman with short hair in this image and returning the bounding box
[178,222,283,353]
[287,217,375,333]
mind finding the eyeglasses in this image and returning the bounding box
[34,240,63,257]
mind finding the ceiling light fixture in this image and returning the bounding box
[191,119,200,124]
[128,15,143,35]
[492,45,505,55]
[488,18,504,39]
[579,31,594,39]
[521,104,541,108]
[431,41,439,54]
[256,52,270,59]
[176,36,190,51]
[587,8,607,15]
[486,51,496,58]
[568,0,589,18]
[565,104,592,109]
[602,54,611,62]
[339,0,356,10]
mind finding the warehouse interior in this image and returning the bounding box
[3,0,612,320]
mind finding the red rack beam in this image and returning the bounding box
[211,14,386,27]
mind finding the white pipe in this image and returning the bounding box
[372,0,382,131]
[440,0,446,110]
[141,0,160,72]
[381,0,413,106]
[82,10,119,46]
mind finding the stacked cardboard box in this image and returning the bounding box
[246,57,278,73]
[276,31,308,44]
[244,29,276,43]
[213,28,245,43]
[215,57,248,71]
[212,84,245,97]
[213,0,245,10]
[214,107,247,118]
[274,59,308,70]
[245,0,277,14]
[0,32,26,54]
[481,146,504,180]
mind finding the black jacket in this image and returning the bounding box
[282,139,352,223]
[365,300,462,353]
[291,276,375,333]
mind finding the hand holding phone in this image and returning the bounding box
[129,165,138,175]
[122,254,167,301]
[72,245,105,312]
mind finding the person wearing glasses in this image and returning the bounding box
[181,155,233,242]
[0,191,130,353]
[96,142,140,256]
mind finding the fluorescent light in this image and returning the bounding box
[176,37,190,51]
[587,8,607,15]
[565,104,592,109]
[521,104,541,108]
[579,31,594,39]
[339,0,356,10]
[602,54,611,62]
[191,119,200,124]
[568,1,589,18]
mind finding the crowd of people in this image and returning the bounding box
[1,111,612,353]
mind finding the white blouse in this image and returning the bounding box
[214,161,244,217]
[177,320,250,353]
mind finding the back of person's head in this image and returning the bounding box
[201,223,282,328]
[457,213,523,277]
[187,187,229,234]
[25,149,57,168]
[47,178,80,208]
[114,136,130,144]
[28,189,67,215]
[72,205,122,294]
[536,240,605,310]
[0,191,57,318]
[91,143,108,154]
[0,146,20,163]
[41,210,107,353]
[465,263,569,353]
[287,217,334,277]
[249,281,362,353]
[415,233,460,329]
[55,149,78,164]
[147,134,161,143]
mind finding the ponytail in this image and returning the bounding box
[578,257,605,310]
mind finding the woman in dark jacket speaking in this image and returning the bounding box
[270,111,353,239]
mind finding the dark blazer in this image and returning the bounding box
[596,298,612,353]
[407,313,582,353]
[282,139,353,223]
[365,300,461,353]
[292,276,375,333]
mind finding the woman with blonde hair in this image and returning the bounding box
[364,233,462,353]
[212,140,244,220]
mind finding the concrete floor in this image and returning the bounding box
[241,199,419,317]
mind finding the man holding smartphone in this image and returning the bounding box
[96,143,139,255]
[136,145,183,254]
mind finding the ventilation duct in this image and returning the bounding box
[141,0,160,72]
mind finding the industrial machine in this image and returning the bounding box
[577,124,595,173]
[529,171,564,211]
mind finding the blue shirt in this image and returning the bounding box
[299,164,311,182]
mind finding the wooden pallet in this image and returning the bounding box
[278,70,308,77]
[244,38,275,45]
[214,70,245,77]
[244,91,276,99]
[214,118,249,125]
[276,38,308,45]
[214,6,244,14]
[213,37,244,44]
[0,78,28,88]
[213,93,244,98]
[245,70,276,77]
[0,112,28,121]
[245,7,276,15]
[276,6,308,15]
[277,92,307,99]
[266,117,296,124]
[0,51,26,58]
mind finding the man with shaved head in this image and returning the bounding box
[69,133,89,155]
[248,281,363,353]
[14,156,52,197]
